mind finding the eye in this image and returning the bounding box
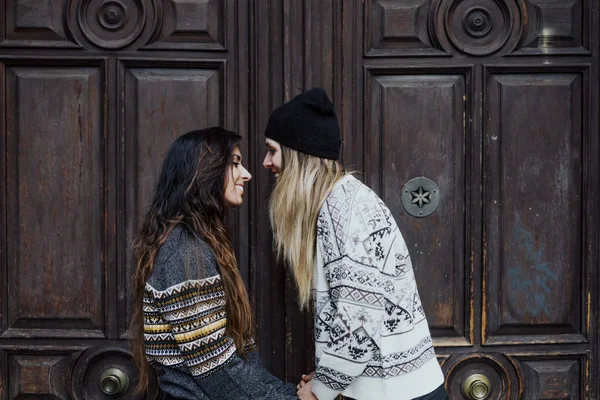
[268,148,276,155]
[233,162,241,167]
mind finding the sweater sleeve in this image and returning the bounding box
[150,276,297,399]
[197,350,298,399]
[311,199,388,400]
[148,264,238,383]
[146,228,298,399]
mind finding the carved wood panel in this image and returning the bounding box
[72,0,157,49]
[512,0,590,55]
[0,0,80,48]
[483,67,590,346]
[143,0,227,50]
[7,350,80,399]
[120,60,224,337]
[0,1,246,398]
[0,0,598,399]
[365,0,446,57]
[3,61,107,340]
[365,68,470,345]
[509,353,588,399]
[355,0,598,398]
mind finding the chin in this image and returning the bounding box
[225,197,244,207]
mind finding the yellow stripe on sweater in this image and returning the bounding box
[144,323,172,333]
[173,318,226,342]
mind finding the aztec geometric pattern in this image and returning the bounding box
[315,367,355,391]
[313,175,437,393]
[144,276,255,379]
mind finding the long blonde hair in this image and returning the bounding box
[269,146,346,309]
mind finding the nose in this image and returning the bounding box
[263,153,271,169]
[241,165,252,181]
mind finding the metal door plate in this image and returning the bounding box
[401,177,440,218]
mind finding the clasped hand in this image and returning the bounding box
[296,371,317,400]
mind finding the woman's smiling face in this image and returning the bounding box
[224,146,251,207]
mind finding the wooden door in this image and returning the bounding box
[1,1,598,399]
[0,0,250,398]
[338,0,599,398]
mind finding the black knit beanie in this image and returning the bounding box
[265,88,341,160]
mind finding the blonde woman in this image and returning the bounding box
[263,89,448,400]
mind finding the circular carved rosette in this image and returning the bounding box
[443,353,522,400]
[69,346,161,400]
[430,0,523,56]
[71,0,158,49]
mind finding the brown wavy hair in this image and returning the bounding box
[130,127,253,392]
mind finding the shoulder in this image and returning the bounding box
[155,225,217,265]
[320,175,358,216]
[321,175,386,221]
[147,225,220,291]
[325,175,399,238]
[327,174,361,201]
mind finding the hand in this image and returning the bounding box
[301,371,315,383]
[296,379,318,400]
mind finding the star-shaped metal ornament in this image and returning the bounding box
[410,186,431,208]
[401,177,440,218]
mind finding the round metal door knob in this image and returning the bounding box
[100,368,130,396]
[462,373,491,400]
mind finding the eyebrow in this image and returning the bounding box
[232,154,242,162]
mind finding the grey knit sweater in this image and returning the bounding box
[144,225,297,399]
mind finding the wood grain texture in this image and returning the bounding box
[0,0,597,398]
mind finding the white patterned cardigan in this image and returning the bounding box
[312,175,445,400]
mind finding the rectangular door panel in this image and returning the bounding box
[3,62,107,339]
[364,0,447,57]
[7,350,80,399]
[120,60,224,337]
[511,0,589,55]
[142,0,227,50]
[508,353,588,399]
[366,68,470,345]
[0,0,80,48]
[483,66,589,345]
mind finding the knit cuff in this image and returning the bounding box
[311,379,342,400]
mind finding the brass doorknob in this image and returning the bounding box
[462,373,491,400]
[100,368,129,396]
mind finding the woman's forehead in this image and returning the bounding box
[266,138,280,147]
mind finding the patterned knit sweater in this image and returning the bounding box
[312,175,445,400]
[143,226,297,399]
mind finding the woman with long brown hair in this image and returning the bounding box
[131,127,297,399]
[263,89,448,400]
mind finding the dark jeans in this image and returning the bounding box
[163,383,449,400]
[414,384,449,400]
[341,383,448,400]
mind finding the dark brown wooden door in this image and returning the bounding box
[0,0,250,398]
[337,0,599,399]
[1,1,598,399]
